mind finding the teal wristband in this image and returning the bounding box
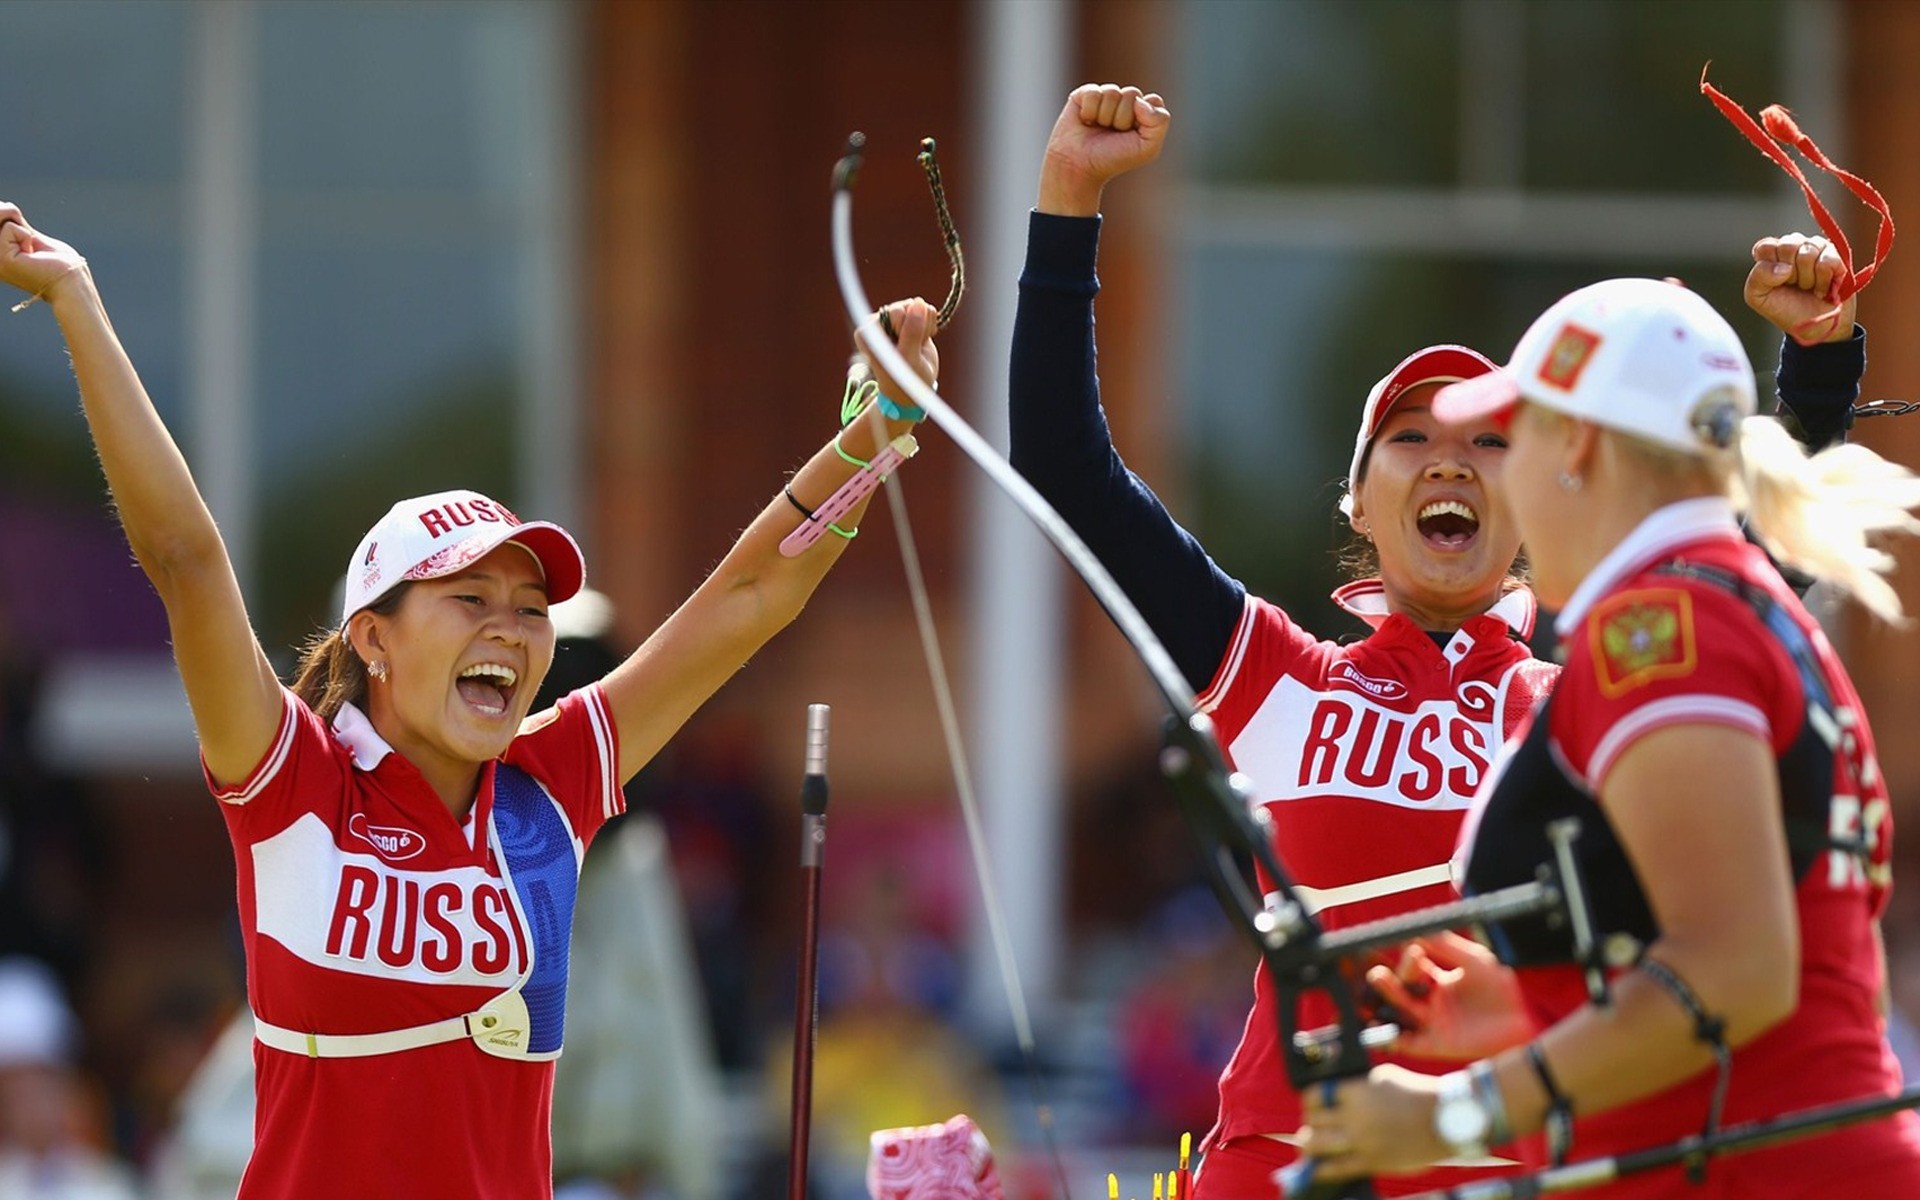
[874,388,926,423]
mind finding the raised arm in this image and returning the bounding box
[1011,85,1246,694]
[597,298,937,783]
[0,205,281,785]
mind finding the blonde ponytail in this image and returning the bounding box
[1734,416,1920,623]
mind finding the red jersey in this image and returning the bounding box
[1460,498,1920,1198]
[1197,581,1558,1188]
[208,685,623,1199]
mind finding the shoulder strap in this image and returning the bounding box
[1653,561,1868,866]
[490,763,584,1057]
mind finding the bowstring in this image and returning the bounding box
[877,138,967,339]
[851,137,1073,1200]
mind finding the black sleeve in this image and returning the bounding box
[1008,211,1247,694]
[1772,324,1865,453]
[1759,326,1866,596]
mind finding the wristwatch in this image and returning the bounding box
[1433,1070,1492,1158]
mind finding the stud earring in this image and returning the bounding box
[368,660,388,683]
[1557,471,1583,493]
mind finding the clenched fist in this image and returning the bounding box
[1745,232,1855,346]
[1037,84,1171,218]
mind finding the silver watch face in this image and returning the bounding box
[1436,1089,1491,1148]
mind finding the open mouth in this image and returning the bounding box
[1417,499,1480,550]
[455,662,519,717]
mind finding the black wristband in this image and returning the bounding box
[1527,1042,1574,1165]
[783,484,816,521]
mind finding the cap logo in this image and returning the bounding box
[417,497,519,540]
[1537,323,1602,392]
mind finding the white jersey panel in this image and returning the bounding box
[252,813,529,988]
[1227,674,1494,811]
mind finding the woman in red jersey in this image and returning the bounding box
[0,201,938,1199]
[1013,84,1869,1200]
[1300,274,1920,1197]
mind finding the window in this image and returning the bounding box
[1174,0,1836,624]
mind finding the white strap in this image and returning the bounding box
[254,988,543,1061]
[1281,862,1455,916]
[254,1013,468,1059]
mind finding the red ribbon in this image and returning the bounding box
[1701,67,1894,339]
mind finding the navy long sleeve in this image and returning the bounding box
[1008,212,1247,694]
[1775,325,1865,452]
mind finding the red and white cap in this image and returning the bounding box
[1340,344,1498,516]
[341,488,586,625]
[1433,278,1755,452]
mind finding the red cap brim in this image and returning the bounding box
[1364,345,1498,438]
[504,523,586,606]
[1432,369,1521,424]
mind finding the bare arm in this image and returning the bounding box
[1,206,281,784]
[597,298,939,782]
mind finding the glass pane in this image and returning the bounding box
[1177,249,1779,629]
[1523,0,1787,193]
[0,0,190,499]
[0,238,189,503]
[249,1,558,649]
[1179,0,1461,187]
[260,2,503,195]
[0,0,188,183]
[250,243,519,645]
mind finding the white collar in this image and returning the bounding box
[1552,496,1742,637]
[1330,578,1537,641]
[331,702,396,771]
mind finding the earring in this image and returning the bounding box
[1557,471,1583,493]
[368,660,388,683]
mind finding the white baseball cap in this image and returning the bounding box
[1432,278,1755,452]
[341,489,586,624]
[1340,344,1498,516]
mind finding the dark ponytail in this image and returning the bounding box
[289,584,411,722]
